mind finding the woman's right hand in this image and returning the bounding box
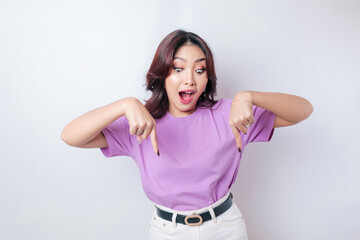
[124,98,159,156]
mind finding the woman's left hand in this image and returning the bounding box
[229,92,255,152]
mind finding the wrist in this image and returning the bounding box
[117,97,136,117]
[233,91,253,103]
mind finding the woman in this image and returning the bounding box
[61,29,313,240]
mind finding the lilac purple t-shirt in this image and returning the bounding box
[100,98,276,211]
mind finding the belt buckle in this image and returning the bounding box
[184,213,203,226]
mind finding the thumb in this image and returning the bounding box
[230,125,243,153]
[137,135,142,144]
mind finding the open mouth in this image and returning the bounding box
[179,91,194,104]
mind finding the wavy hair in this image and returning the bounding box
[144,29,218,119]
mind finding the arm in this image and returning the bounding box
[234,91,314,127]
[60,97,132,147]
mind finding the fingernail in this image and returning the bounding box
[238,147,242,153]
[157,150,160,156]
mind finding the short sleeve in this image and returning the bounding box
[245,105,276,144]
[100,116,133,158]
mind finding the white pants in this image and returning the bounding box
[148,191,248,240]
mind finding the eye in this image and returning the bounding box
[196,68,206,74]
[172,66,183,72]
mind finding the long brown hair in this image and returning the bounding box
[144,29,218,119]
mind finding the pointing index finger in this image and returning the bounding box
[150,124,159,156]
[230,125,243,153]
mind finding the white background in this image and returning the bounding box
[0,0,359,239]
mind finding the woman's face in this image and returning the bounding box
[165,44,208,117]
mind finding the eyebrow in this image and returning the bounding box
[173,56,206,63]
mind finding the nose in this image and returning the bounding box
[185,71,195,86]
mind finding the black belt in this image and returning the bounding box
[155,192,233,226]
